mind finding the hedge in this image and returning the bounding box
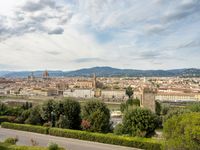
[49,128,162,150]
[1,122,49,134]
[0,116,15,124]
[1,122,163,149]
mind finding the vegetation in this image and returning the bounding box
[125,86,133,98]
[163,112,200,150]
[48,143,62,150]
[115,107,160,137]
[49,127,162,150]
[4,137,18,145]
[0,142,64,150]
[1,122,49,134]
[120,98,140,112]
[1,122,162,149]
[81,100,111,133]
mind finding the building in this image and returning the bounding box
[100,90,128,101]
[63,89,95,98]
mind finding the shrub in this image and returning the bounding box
[82,100,111,133]
[48,143,59,150]
[163,112,200,150]
[25,105,43,125]
[163,108,191,122]
[49,127,162,150]
[1,122,49,134]
[55,99,81,129]
[187,102,200,112]
[4,137,18,145]
[113,123,124,135]
[0,116,15,124]
[122,107,159,137]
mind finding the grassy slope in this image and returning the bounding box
[0,142,48,150]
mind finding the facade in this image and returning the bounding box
[100,90,128,101]
[63,89,95,98]
[156,92,200,102]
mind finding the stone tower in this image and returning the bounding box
[140,86,157,112]
[92,73,97,89]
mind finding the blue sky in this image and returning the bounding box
[0,0,200,71]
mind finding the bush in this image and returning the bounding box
[1,122,49,134]
[187,102,200,112]
[163,112,200,150]
[121,107,159,137]
[4,137,18,145]
[25,105,43,125]
[49,127,162,150]
[55,99,81,129]
[48,143,59,150]
[163,108,191,122]
[82,100,111,133]
[113,123,124,135]
[0,116,16,124]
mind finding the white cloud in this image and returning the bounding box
[0,0,200,70]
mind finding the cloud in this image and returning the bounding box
[48,27,64,34]
[163,0,200,22]
[0,0,73,40]
[73,57,106,63]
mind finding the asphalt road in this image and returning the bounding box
[0,128,140,150]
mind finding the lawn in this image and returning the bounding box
[0,142,48,150]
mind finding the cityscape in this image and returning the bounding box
[0,0,200,150]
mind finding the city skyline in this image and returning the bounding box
[0,0,200,71]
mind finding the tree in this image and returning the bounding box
[41,100,56,123]
[163,112,200,150]
[155,101,161,115]
[25,105,43,125]
[120,107,159,137]
[163,108,191,122]
[125,86,133,98]
[120,98,140,113]
[82,100,111,133]
[187,102,200,112]
[59,98,81,129]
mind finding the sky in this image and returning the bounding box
[0,0,200,71]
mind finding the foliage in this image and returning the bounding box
[61,98,81,129]
[125,86,133,98]
[21,102,32,110]
[4,137,18,145]
[120,98,140,112]
[82,100,111,133]
[41,100,56,123]
[0,142,50,150]
[15,109,31,123]
[25,106,43,125]
[163,112,200,150]
[0,116,16,124]
[155,101,161,115]
[113,123,124,135]
[48,143,59,150]
[161,104,170,116]
[1,122,49,134]
[163,108,191,122]
[49,127,162,150]
[187,102,200,112]
[121,107,159,137]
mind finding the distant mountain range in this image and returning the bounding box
[1,67,200,78]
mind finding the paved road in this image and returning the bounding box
[0,128,139,150]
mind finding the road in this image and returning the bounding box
[0,128,139,150]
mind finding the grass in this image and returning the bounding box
[0,142,48,150]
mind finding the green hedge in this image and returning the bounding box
[1,122,163,149]
[0,116,15,124]
[49,128,162,150]
[1,122,49,134]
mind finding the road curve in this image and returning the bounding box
[0,128,140,150]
